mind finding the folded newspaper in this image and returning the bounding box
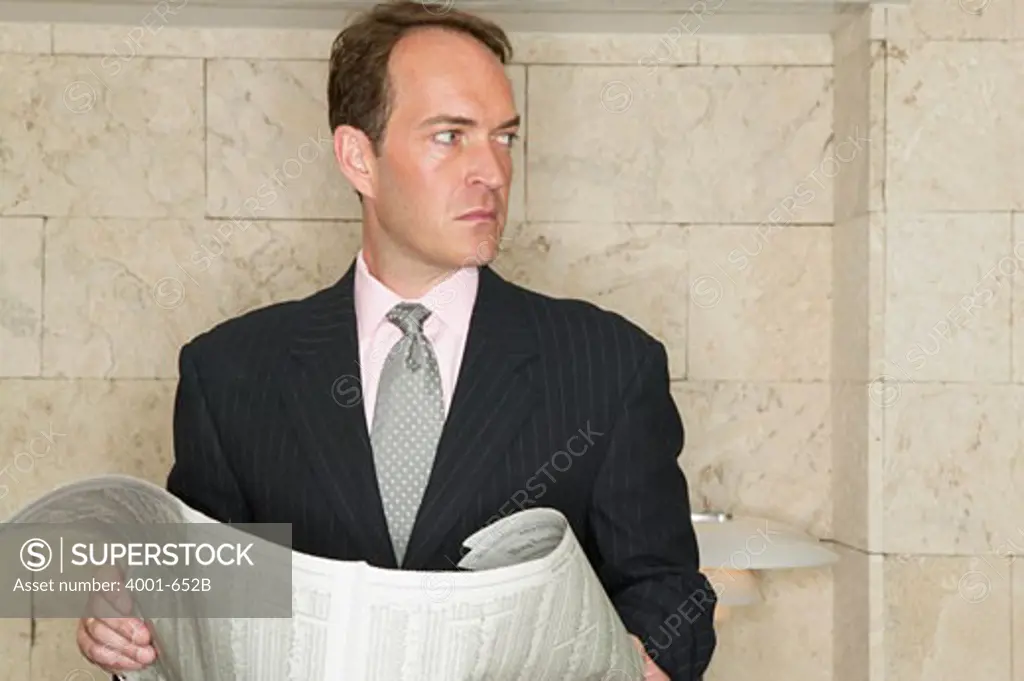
[3,475,644,681]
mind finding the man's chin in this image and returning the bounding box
[469,239,503,266]
[447,232,498,267]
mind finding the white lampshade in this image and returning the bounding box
[701,567,762,607]
[692,511,838,570]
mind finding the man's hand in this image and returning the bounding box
[630,635,670,681]
[75,567,157,673]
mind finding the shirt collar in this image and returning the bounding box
[354,249,478,339]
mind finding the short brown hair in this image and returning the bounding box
[327,1,513,152]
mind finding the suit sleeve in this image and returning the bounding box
[589,340,717,680]
[165,343,253,523]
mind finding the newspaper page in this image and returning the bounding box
[2,475,644,681]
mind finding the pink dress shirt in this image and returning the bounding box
[353,250,479,431]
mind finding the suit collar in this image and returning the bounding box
[289,262,536,361]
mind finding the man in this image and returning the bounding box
[76,2,717,678]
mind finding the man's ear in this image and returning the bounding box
[334,125,377,199]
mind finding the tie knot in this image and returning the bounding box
[387,302,431,336]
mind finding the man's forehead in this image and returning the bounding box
[388,65,513,120]
[390,26,499,70]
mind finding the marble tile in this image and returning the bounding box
[883,213,1012,383]
[0,379,174,518]
[882,384,1024,554]
[832,546,885,681]
[831,31,865,220]
[706,566,832,681]
[866,213,887,383]
[53,24,339,59]
[0,22,50,53]
[30,617,107,681]
[833,214,886,384]
[835,216,892,548]
[832,5,870,61]
[698,36,832,65]
[43,218,360,378]
[491,222,688,378]
[870,6,888,39]
[0,218,43,376]
[206,61,526,227]
[687,225,831,381]
[887,0,1013,41]
[672,381,832,538]
[867,43,886,216]
[831,380,886,551]
[833,36,885,222]
[831,214,868,384]
[206,59,348,220]
[0,55,203,218]
[831,10,883,226]
[526,66,833,224]
[830,381,867,548]
[1013,214,1024,383]
[0,618,30,678]
[886,41,1024,211]
[884,555,1012,681]
[510,32,697,65]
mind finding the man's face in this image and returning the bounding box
[367,28,519,271]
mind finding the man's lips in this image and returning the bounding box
[457,209,497,221]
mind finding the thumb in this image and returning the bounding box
[629,635,658,678]
[630,635,653,663]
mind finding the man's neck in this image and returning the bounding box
[361,245,460,300]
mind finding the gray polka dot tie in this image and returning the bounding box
[370,302,445,565]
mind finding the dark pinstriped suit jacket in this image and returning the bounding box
[165,260,717,679]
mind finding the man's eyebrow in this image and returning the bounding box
[495,115,521,129]
[418,114,521,129]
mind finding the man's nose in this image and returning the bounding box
[466,142,508,190]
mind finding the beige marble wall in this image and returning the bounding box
[832,1,1024,680]
[0,19,835,679]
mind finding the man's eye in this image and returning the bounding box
[497,132,519,147]
[434,130,459,145]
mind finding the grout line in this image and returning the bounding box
[821,539,1024,560]
[1010,557,1015,681]
[876,38,889,558]
[683,225,691,381]
[1009,212,1015,384]
[38,218,46,378]
[880,37,888,215]
[203,58,209,216]
[522,65,529,224]
[45,51,329,63]
[0,377,178,382]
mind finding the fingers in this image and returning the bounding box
[630,634,649,660]
[629,635,663,680]
[77,616,156,671]
[74,566,156,671]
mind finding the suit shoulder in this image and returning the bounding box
[509,282,663,354]
[178,287,324,368]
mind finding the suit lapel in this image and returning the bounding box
[279,262,397,568]
[402,266,540,569]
